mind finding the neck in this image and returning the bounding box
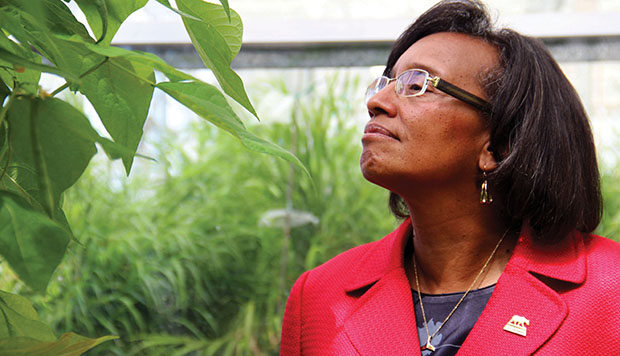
[400,185,516,294]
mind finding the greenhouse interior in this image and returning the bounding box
[1,0,619,355]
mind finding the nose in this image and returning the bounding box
[366,81,398,119]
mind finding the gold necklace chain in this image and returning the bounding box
[413,231,508,352]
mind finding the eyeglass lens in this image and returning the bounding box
[395,70,427,97]
[365,69,428,104]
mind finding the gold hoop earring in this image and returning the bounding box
[480,169,493,204]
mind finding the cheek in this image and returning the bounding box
[400,109,487,171]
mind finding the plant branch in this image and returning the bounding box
[51,57,110,97]
[108,59,157,86]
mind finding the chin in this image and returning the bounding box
[360,161,390,190]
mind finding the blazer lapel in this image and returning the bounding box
[458,261,567,355]
[459,229,585,355]
[343,218,420,355]
[344,268,420,355]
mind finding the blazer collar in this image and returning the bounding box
[509,225,586,284]
[344,219,587,292]
[344,218,412,292]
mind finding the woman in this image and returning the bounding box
[281,1,620,355]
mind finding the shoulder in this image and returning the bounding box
[583,233,620,260]
[281,231,392,354]
[285,219,408,303]
[300,238,381,292]
[582,234,620,290]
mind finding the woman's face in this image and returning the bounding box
[360,32,498,195]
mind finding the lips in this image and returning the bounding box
[363,123,399,140]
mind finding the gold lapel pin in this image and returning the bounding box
[504,315,530,337]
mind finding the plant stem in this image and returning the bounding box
[50,57,110,97]
[278,71,303,314]
[0,89,16,129]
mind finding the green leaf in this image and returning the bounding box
[0,333,118,356]
[0,1,92,72]
[5,96,97,213]
[74,0,109,44]
[0,290,117,355]
[176,0,257,118]
[180,0,243,60]
[0,32,41,95]
[157,81,309,178]
[0,290,55,341]
[157,81,244,131]
[0,6,87,74]
[77,56,155,174]
[0,48,79,84]
[75,0,148,45]
[75,41,194,82]
[154,0,202,21]
[0,193,71,291]
[218,0,231,22]
[1,0,91,41]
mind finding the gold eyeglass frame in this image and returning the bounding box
[365,68,491,113]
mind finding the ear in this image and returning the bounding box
[478,141,498,171]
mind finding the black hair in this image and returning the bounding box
[386,0,602,243]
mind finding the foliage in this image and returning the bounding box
[0,0,305,354]
[21,71,395,355]
[596,163,620,241]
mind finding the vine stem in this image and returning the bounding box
[50,57,110,97]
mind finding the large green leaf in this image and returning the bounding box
[176,0,257,117]
[5,97,97,215]
[0,290,117,355]
[0,193,71,292]
[157,81,309,177]
[0,333,118,356]
[77,55,155,173]
[75,0,148,45]
[0,290,55,341]
[179,0,243,59]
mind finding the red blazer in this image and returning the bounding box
[281,218,620,355]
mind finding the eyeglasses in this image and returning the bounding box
[365,68,491,113]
